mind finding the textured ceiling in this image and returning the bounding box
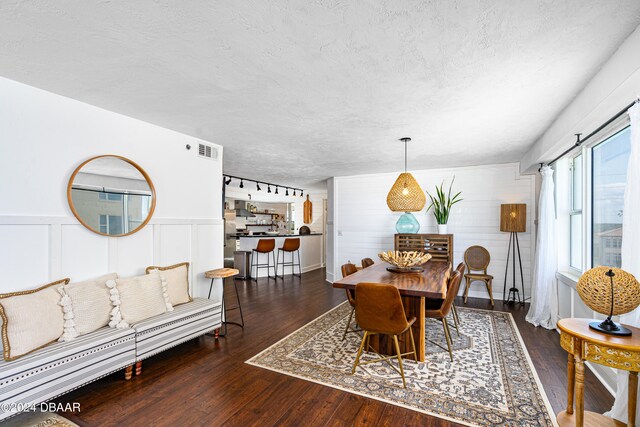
[1,1,640,190]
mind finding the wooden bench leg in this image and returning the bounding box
[125,365,133,380]
[135,361,142,376]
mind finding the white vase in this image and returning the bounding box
[437,224,448,234]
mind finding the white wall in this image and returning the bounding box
[0,77,224,300]
[521,24,640,172]
[329,163,536,301]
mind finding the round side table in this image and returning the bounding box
[557,318,640,427]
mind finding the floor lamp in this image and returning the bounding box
[501,204,526,305]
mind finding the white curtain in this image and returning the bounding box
[526,165,558,329]
[605,101,640,424]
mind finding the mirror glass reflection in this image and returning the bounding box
[69,156,154,236]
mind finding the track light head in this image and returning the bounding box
[267,185,271,193]
[301,190,304,197]
[275,186,279,194]
[239,179,244,189]
[285,188,289,196]
[293,189,296,196]
[225,177,232,185]
[256,183,261,191]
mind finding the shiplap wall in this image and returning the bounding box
[329,163,536,300]
[293,192,326,233]
[0,77,223,299]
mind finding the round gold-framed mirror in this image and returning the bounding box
[67,155,156,237]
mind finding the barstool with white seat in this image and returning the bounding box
[276,238,302,278]
[251,238,276,280]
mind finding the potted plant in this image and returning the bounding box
[426,177,462,234]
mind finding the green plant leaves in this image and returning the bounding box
[425,176,463,225]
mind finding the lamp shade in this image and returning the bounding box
[500,204,526,232]
[386,172,426,212]
[577,266,640,316]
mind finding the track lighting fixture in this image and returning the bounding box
[223,175,304,199]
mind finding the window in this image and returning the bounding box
[569,154,583,270]
[559,122,630,273]
[591,127,630,268]
[99,192,123,202]
[99,214,124,235]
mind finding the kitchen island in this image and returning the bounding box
[231,233,323,278]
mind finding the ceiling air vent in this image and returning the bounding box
[197,143,218,160]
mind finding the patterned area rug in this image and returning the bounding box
[2,412,78,427]
[246,302,557,427]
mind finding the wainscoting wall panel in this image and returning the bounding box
[0,216,223,300]
[330,163,536,301]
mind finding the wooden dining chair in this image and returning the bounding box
[361,258,374,269]
[425,270,463,361]
[351,282,417,388]
[341,262,360,340]
[463,246,494,306]
[451,262,465,332]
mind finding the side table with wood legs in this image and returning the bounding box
[557,318,640,427]
[204,268,243,338]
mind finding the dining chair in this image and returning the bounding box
[425,270,463,361]
[463,246,495,306]
[341,262,360,340]
[361,258,374,269]
[450,262,465,333]
[351,282,417,388]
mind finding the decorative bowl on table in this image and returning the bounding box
[378,250,432,273]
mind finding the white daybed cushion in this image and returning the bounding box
[145,262,191,306]
[0,279,68,361]
[58,273,118,340]
[108,270,172,329]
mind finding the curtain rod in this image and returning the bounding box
[545,99,638,168]
[223,174,304,193]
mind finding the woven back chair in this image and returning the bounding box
[463,246,494,306]
[340,262,360,340]
[352,282,416,388]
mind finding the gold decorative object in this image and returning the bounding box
[386,138,426,213]
[378,251,432,269]
[576,266,640,335]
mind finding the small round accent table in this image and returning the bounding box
[557,318,640,427]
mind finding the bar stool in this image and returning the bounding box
[276,238,302,278]
[251,238,276,281]
[204,268,243,338]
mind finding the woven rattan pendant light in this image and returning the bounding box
[386,138,426,212]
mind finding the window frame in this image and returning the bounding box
[559,117,630,275]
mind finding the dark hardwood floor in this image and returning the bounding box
[56,268,613,426]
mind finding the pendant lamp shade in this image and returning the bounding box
[387,172,426,212]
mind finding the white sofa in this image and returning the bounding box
[0,297,221,421]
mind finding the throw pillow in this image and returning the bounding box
[0,278,69,361]
[145,262,191,306]
[57,273,118,340]
[108,270,172,328]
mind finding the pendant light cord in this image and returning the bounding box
[404,139,408,172]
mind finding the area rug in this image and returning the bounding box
[246,302,557,427]
[1,412,79,427]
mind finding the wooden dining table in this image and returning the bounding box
[332,261,451,362]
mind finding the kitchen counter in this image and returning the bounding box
[228,233,322,238]
[234,233,324,277]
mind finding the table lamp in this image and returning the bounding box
[577,266,640,336]
[500,204,526,304]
